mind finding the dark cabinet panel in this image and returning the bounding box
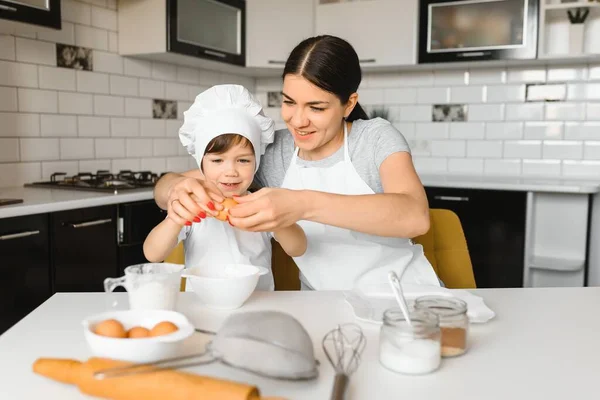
[0,213,51,333]
[0,0,61,29]
[117,200,166,275]
[51,206,118,292]
[425,187,527,288]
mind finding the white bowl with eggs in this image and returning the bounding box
[182,264,268,310]
[82,309,195,363]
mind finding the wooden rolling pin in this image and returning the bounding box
[33,357,284,400]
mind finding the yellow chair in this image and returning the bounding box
[412,209,476,289]
[164,242,186,291]
[271,208,476,290]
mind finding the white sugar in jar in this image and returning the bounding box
[379,308,441,375]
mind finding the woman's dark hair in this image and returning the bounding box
[283,35,369,122]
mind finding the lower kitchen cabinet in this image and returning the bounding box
[0,214,51,334]
[51,205,118,292]
[425,187,527,288]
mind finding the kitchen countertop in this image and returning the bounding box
[1,288,598,399]
[420,174,600,193]
[0,187,154,219]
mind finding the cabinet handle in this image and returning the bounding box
[0,230,40,240]
[433,195,470,202]
[203,49,226,58]
[359,59,376,63]
[0,4,17,11]
[64,218,112,229]
[268,60,286,65]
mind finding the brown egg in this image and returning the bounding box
[215,198,238,221]
[149,321,179,337]
[127,326,150,339]
[94,319,127,338]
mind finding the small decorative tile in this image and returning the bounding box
[267,91,282,107]
[152,99,177,119]
[432,104,467,122]
[56,43,93,71]
[525,83,566,102]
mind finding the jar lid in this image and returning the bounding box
[413,296,468,317]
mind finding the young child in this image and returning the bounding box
[143,84,306,290]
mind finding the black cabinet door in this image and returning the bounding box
[51,206,118,292]
[0,213,51,333]
[425,187,527,288]
[117,200,166,275]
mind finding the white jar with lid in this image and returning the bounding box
[379,308,441,375]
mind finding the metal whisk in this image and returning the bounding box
[322,323,366,400]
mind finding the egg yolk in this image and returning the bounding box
[215,198,238,221]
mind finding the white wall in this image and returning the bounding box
[257,64,600,180]
[0,0,254,188]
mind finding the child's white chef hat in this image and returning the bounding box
[179,84,275,171]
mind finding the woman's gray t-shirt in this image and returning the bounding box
[255,118,411,191]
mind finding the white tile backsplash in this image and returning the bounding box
[484,159,522,175]
[522,159,562,177]
[468,104,504,121]
[93,51,123,74]
[18,89,57,113]
[524,122,564,139]
[41,115,77,137]
[78,116,110,137]
[383,88,417,104]
[15,38,55,66]
[447,158,483,175]
[58,92,93,115]
[79,159,111,172]
[125,98,152,118]
[61,0,91,25]
[358,88,384,104]
[0,61,38,88]
[469,69,506,84]
[140,79,165,98]
[140,119,166,137]
[547,67,588,82]
[152,62,177,82]
[431,140,465,157]
[565,122,600,140]
[486,85,525,103]
[504,140,542,159]
[562,160,600,178]
[95,138,125,158]
[416,122,449,139]
[449,122,485,139]
[0,87,18,112]
[94,95,124,116]
[400,106,431,122]
[141,157,167,172]
[166,82,190,101]
[0,113,39,137]
[124,59,152,78]
[417,87,449,104]
[467,140,503,158]
[91,6,117,31]
[111,117,138,137]
[75,24,108,50]
[434,71,467,86]
[507,68,546,83]
[153,139,180,157]
[39,67,76,91]
[126,138,153,157]
[450,86,486,103]
[110,75,138,96]
[0,35,16,61]
[176,67,199,84]
[584,141,600,160]
[60,138,94,159]
[506,103,544,121]
[0,139,20,162]
[76,71,109,94]
[37,21,75,45]
[546,103,586,121]
[543,140,583,160]
[20,138,59,161]
[485,122,523,139]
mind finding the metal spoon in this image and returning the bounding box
[388,271,412,326]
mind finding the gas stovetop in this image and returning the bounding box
[25,170,162,193]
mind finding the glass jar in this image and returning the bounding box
[379,308,441,375]
[414,296,469,358]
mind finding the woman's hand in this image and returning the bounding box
[227,188,306,232]
[159,173,224,226]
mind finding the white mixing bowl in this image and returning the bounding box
[182,264,268,310]
[82,309,195,363]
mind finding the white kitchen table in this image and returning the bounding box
[1,288,598,399]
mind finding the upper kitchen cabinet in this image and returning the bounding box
[118,0,249,73]
[0,0,61,32]
[315,0,418,68]
[246,0,314,68]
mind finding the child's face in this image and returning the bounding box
[201,142,256,197]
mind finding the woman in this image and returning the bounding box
[154,35,440,292]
